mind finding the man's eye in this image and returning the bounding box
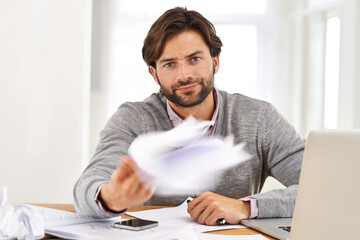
[192,57,200,62]
[164,62,174,68]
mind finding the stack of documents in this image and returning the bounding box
[128,116,251,194]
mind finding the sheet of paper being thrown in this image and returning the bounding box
[128,116,251,194]
[127,197,247,233]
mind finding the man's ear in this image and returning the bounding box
[213,56,220,74]
[149,66,159,85]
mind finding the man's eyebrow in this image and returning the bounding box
[159,57,176,64]
[158,51,204,64]
[186,50,204,58]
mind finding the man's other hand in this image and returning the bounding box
[187,191,251,225]
[99,156,155,212]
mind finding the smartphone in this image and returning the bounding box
[114,219,158,231]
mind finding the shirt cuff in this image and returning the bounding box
[95,183,127,216]
[240,197,259,219]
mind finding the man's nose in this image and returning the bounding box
[177,62,192,82]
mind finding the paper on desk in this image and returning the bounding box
[199,233,268,240]
[157,228,268,240]
[127,197,247,233]
[154,225,200,240]
[46,220,198,240]
[128,116,251,194]
[47,221,264,240]
[45,199,252,240]
[0,185,121,240]
[0,203,121,240]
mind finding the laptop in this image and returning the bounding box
[241,130,360,240]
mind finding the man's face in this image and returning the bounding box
[150,30,219,108]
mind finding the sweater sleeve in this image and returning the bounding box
[250,104,305,218]
[73,103,144,218]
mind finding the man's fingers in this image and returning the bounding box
[121,172,141,195]
[99,156,156,212]
[193,199,225,225]
[188,192,236,225]
[118,165,154,197]
[187,191,211,213]
[188,196,211,220]
[122,156,139,170]
[189,204,205,221]
[197,204,215,225]
[135,183,154,202]
[204,206,226,225]
[112,156,137,182]
[119,171,154,206]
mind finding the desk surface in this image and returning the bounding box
[33,203,276,239]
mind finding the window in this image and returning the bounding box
[324,16,340,129]
[290,0,342,136]
[215,25,258,96]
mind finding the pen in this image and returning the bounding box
[216,218,227,225]
[187,199,227,225]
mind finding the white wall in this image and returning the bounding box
[90,0,113,157]
[0,0,92,203]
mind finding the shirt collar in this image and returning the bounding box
[166,88,219,133]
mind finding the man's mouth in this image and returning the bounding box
[177,83,198,92]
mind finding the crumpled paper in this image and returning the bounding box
[0,186,44,240]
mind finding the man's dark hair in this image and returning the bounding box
[142,7,223,71]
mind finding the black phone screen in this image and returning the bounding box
[114,219,158,231]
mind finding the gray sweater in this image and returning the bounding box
[73,90,305,218]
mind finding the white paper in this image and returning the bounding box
[0,202,45,240]
[46,198,249,240]
[47,221,261,240]
[0,186,121,240]
[154,225,199,240]
[0,203,121,240]
[46,220,202,240]
[0,190,251,240]
[127,197,247,233]
[129,116,215,159]
[128,116,251,194]
[199,233,268,240]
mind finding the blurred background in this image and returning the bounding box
[1,0,359,204]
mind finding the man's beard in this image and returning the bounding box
[157,71,214,108]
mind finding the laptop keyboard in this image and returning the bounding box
[278,226,291,232]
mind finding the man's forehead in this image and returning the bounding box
[157,31,210,61]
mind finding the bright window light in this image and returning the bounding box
[215,25,258,96]
[118,0,267,15]
[307,20,325,129]
[324,16,340,129]
[307,0,338,8]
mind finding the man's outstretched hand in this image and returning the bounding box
[99,156,155,212]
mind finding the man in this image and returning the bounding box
[74,7,304,226]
